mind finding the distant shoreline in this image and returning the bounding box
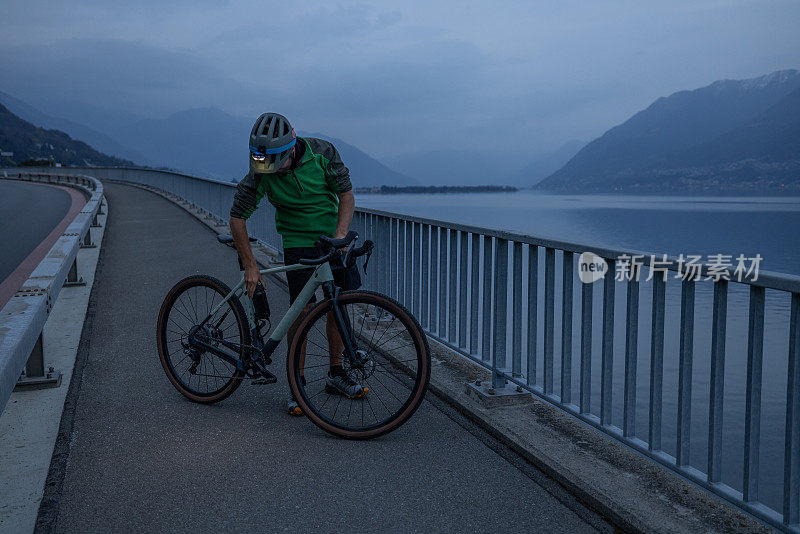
[355,185,518,194]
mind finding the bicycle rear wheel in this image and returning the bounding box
[157,275,249,403]
[287,290,430,439]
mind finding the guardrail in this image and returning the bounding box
[14,165,800,532]
[0,171,104,413]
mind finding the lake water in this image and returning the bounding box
[358,190,800,512]
[358,190,800,275]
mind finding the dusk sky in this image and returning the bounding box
[1,0,799,158]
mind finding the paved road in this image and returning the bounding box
[0,181,71,284]
[45,183,600,532]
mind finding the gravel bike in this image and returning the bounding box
[156,231,430,439]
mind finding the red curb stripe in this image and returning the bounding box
[0,183,87,310]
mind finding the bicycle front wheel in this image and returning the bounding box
[287,290,431,439]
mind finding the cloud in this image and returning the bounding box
[0,39,262,117]
[0,0,799,157]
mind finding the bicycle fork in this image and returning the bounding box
[322,282,364,367]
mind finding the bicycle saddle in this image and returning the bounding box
[217,234,257,245]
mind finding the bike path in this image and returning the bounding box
[47,183,598,532]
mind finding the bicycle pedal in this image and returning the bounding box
[252,377,277,385]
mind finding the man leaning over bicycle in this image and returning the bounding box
[229,112,366,416]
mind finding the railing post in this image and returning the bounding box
[491,239,508,390]
[743,285,765,502]
[458,231,469,349]
[601,259,616,427]
[649,275,666,451]
[469,233,480,356]
[527,245,538,387]
[512,241,523,377]
[623,265,639,438]
[543,248,556,395]
[708,280,728,483]
[580,276,593,414]
[561,251,574,404]
[448,229,458,342]
[439,228,448,338]
[676,279,696,467]
[420,224,430,330]
[429,226,439,334]
[412,222,421,319]
[404,221,413,309]
[389,219,397,300]
[481,235,492,363]
[784,292,800,525]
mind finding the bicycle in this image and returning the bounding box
[156,231,431,439]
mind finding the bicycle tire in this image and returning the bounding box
[157,274,249,403]
[287,290,431,439]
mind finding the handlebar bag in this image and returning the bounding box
[332,256,362,290]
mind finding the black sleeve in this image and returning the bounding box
[230,171,264,219]
[324,145,352,194]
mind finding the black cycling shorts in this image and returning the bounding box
[283,246,320,304]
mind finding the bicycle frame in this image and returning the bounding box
[187,260,356,371]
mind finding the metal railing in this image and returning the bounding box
[0,171,104,413]
[20,165,800,531]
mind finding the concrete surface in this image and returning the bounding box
[36,183,603,533]
[464,382,534,409]
[0,210,106,534]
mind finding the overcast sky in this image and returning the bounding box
[1,0,799,158]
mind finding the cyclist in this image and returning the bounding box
[229,113,367,416]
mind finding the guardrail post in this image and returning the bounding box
[15,333,62,390]
[64,258,86,287]
[81,228,96,248]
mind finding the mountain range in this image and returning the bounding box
[0,103,132,167]
[381,141,584,187]
[3,69,799,193]
[0,93,416,187]
[538,69,800,193]
[0,91,147,164]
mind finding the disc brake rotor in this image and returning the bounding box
[343,349,375,380]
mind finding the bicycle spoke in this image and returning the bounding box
[161,282,247,397]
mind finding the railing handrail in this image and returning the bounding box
[0,171,104,414]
